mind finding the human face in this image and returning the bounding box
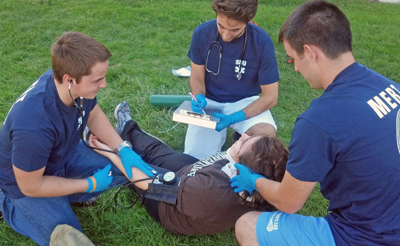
[229,133,261,163]
[283,40,321,89]
[75,60,109,99]
[216,14,247,43]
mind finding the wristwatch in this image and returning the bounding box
[115,140,132,155]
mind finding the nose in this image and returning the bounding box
[294,64,299,73]
[221,31,233,41]
[239,133,250,141]
[99,78,107,88]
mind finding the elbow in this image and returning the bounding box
[18,183,41,197]
[270,94,278,107]
[270,99,278,108]
[275,202,304,214]
[280,206,301,214]
[19,187,36,197]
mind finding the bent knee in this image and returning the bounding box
[235,211,262,246]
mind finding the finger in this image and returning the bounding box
[145,165,158,176]
[191,100,200,107]
[126,167,133,180]
[142,166,155,177]
[107,175,113,186]
[234,163,246,171]
[103,163,112,172]
[88,135,95,147]
[234,187,246,193]
[200,100,207,108]
[213,112,223,118]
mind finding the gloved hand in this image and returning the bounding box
[230,163,265,195]
[213,110,246,132]
[119,147,157,179]
[85,164,113,193]
[191,93,207,114]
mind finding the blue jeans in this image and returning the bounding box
[0,141,129,246]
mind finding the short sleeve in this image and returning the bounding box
[258,32,280,85]
[187,26,204,65]
[11,129,53,172]
[286,118,338,182]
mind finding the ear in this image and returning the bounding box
[303,44,318,62]
[62,74,74,85]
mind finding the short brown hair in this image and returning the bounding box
[278,0,352,59]
[238,136,288,210]
[212,0,258,23]
[51,32,112,84]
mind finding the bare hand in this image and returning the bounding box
[88,134,113,157]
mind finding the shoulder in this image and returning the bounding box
[194,19,216,32]
[247,23,273,43]
[192,20,217,41]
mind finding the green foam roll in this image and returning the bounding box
[150,95,192,107]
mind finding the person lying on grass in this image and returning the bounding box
[88,101,288,235]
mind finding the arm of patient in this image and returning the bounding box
[88,134,151,190]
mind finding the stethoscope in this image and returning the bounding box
[205,25,247,81]
[68,81,116,154]
[68,81,176,193]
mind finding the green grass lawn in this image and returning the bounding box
[0,0,399,245]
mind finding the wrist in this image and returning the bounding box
[251,174,264,191]
[85,176,96,193]
[115,140,132,155]
[233,110,246,124]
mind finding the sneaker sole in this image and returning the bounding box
[114,102,123,121]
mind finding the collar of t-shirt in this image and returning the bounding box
[221,148,237,178]
[221,148,254,202]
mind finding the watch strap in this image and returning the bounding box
[115,140,132,155]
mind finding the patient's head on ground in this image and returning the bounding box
[238,136,288,209]
[229,133,262,162]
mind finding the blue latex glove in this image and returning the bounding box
[191,93,207,114]
[85,164,113,193]
[230,163,265,195]
[119,147,157,179]
[213,110,246,132]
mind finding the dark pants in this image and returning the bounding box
[120,120,198,221]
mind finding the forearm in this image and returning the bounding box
[190,78,206,96]
[87,105,123,150]
[242,82,278,118]
[19,175,89,197]
[242,95,276,119]
[255,178,301,213]
[189,61,206,96]
[255,171,316,214]
[107,154,151,190]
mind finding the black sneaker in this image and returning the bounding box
[71,195,100,207]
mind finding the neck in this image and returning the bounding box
[235,26,246,39]
[321,52,356,89]
[55,79,75,108]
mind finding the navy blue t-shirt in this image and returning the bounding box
[0,70,97,199]
[287,63,400,245]
[188,20,279,103]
